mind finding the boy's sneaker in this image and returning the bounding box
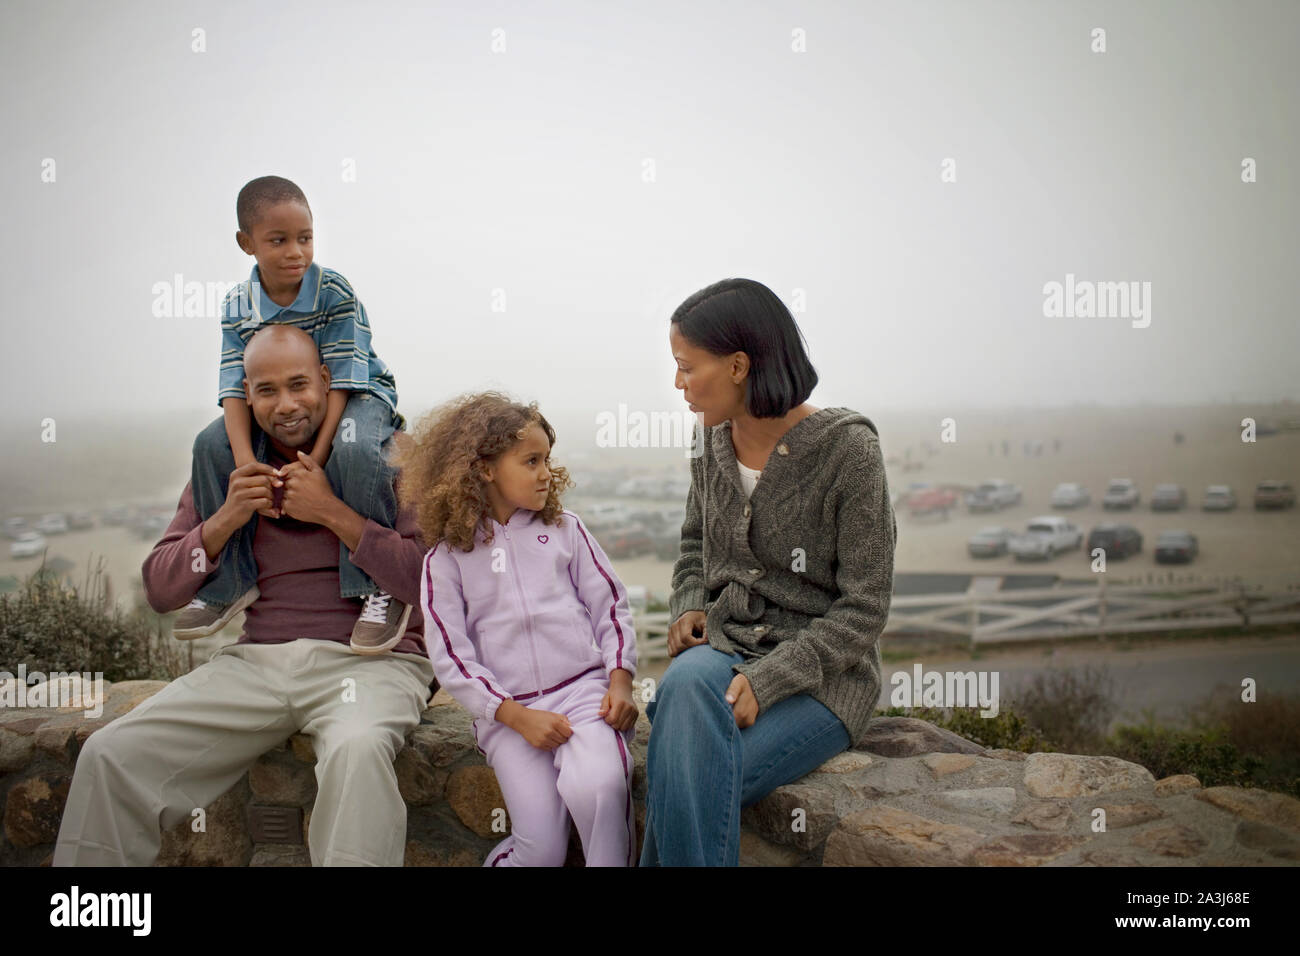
[350,591,412,655]
[172,586,260,640]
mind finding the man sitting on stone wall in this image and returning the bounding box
[53,324,434,866]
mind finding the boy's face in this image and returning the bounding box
[236,200,314,293]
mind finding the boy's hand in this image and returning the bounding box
[598,670,639,732]
[278,451,338,525]
[511,707,573,750]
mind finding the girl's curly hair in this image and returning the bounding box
[389,391,574,552]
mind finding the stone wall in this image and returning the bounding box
[2,677,1298,866]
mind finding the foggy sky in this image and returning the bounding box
[2,0,1296,432]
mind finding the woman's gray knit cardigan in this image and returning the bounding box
[668,407,898,744]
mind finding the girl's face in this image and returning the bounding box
[482,422,553,521]
[670,322,747,428]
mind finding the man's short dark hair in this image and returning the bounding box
[670,278,819,418]
[237,176,311,234]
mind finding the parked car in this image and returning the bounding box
[67,510,96,530]
[1254,480,1296,510]
[34,513,68,535]
[1008,516,1083,561]
[1201,485,1237,511]
[9,532,47,559]
[1102,479,1141,510]
[1086,523,1143,559]
[602,526,655,559]
[1150,484,1187,511]
[101,505,131,526]
[2,517,28,540]
[134,513,171,541]
[907,485,960,517]
[1154,530,1199,563]
[965,479,1022,512]
[1049,483,1090,509]
[967,526,1012,558]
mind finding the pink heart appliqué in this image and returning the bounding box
[538,534,549,544]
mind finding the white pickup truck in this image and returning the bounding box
[1008,516,1083,560]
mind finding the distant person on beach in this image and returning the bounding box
[642,278,897,866]
[176,175,411,654]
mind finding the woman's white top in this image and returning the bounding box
[736,460,762,498]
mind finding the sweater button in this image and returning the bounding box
[750,568,762,576]
[754,625,768,635]
[776,443,789,455]
[743,503,751,518]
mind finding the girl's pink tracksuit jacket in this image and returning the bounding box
[419,507,639,866]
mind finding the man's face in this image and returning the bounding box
[237,200,314,295]
[243,344,329,457]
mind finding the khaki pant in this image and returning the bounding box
[53,638,434,867]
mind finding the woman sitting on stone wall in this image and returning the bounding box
[641,278,898,866]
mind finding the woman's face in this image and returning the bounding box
[670,323,746,428]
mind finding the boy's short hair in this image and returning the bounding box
[237,176,311,234]
[670,278,819,418]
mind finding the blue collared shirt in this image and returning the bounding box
[217,262,402,427]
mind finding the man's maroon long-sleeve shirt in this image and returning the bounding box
[141,445,428,658]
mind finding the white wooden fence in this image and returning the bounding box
[634,577,1300,656]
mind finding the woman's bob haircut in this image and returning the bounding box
[670,278,819,419]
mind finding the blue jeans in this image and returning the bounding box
[639,644,851,866]
[190,391,401,604]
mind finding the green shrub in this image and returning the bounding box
[0,558,182,682]
[878,704,1056,753]
[1004,664,1118,754]
[1106,722,1269,792]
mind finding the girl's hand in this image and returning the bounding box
[725,674,758,729]
[513,708,573,750]
[599,671,639,732]
[667,610,708,657]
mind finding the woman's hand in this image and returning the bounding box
[667,610,708,657]
[725,674,758,728]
